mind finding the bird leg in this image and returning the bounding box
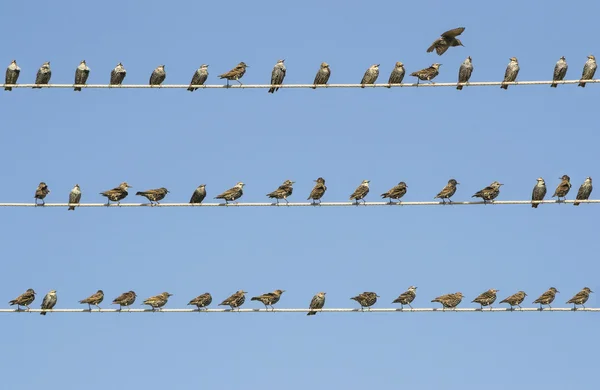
[285,198,289,206]
[236,79,243,86]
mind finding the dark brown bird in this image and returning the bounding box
[435,179,459,204]
[307,292,326,316]
[251,289,285,311]
[312,62,331,89]
[531,177,547,208]
[410,63,442,85]
[68,184,82,211]
[350,292,379,311]
[501,57,519,89]
[219,62,248,87]
[427,27,465,56]
[472,289,499,310]
[136,187,169,205]
[566,287,593,310]
[551,56,568,88]
[574,177,593,206]
[553,175,572,202]
[74,60,90,91]
[219,290,247,311]
[392,286,417,310]
[472,181,503,203]
[190,184,207,204]
[100,182,132,206]
[110,63,126,85]
[578,55,597,88]
[350,180,370,205]
[456,56,473,90]
[143,292,173,311]
[387,61,405,87]
[214,182,245,204]
[266,180,295,205]
[268,59,286,93]
[79,290,104,311]
[112,291,137,311]
[34,182,50,205]
[381,182,408,203]
[533,287,559,310]
[5,60,20,91]
[8,288,36,311]
[431,292,464,310]
[500,291,527,311]
[308,177,327,205]
[188,293,213,311]
[149,65,166,86]
[40,290,57,316]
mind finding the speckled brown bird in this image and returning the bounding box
[143,292,173,311]
[312,62,331,89]
[219,62,248,87]
[5,60,20,91]
[410,63,442,85]
[551,56,568,88]
[431,292,464,310]
[8,288,36,311]
[531,178,547,208]
[74,60,90,91]
[552,175,572,202]
[392,286,417,310]
[68,184,82,211]
[472,181,503,203]
[435,179,459,204]
[219,290,247,311]
[350,180,370,205]
[34,182,50,205]
[500,291,527,311]
[188,293,213,311]
[136,187,170,205]
[472,289,499,310]
[190,184,207,204]
[360,64,380,88]
[79,290,104,311]
[149,65,166,86]
[578,55,597,88]
[100,182,132,206]
[214,182,245,204]
[308,177,327,205]
[387,62,405,87]
[110,63,126,85]
[574,177,593,206]
[112,291,137,311]
[566,287,593,310]
[266,180,295,205]
[381,182,408,203]
[501,57,519,89]
[533,287,559,310]
[427,27,465,56]
[251,289,285,311]
[307,292,326,316]
[350,292,379,311]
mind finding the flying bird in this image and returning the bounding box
[431,292,464,310]
[381,182,408,203]
[427,27,465,56]
[8,288,36,311]
[471,289,499,310]
[551,56,568,88]
[472,181,503,203]
[410,63,441,85]
[34,182,50,205]
[566,287,593,310]
[456,56,473,90]
[307,292,326,316]
[40,290,57,316]
[110,62,127,85]
[360,64,379,88]
[392,286,417,310]
[188,64,209,91]
[531,177,547,208]
[219,290,247,311]
[219,62,248,87]
[552,175,571,202]
[149,65,166,86]
[33,62,51,88]
[112,291,137,311]
[387,62,405,88]
[574,177,593,206]
[143,292,173,311]
[136,187,170,205]
[578,55,597,87]
[532,287,559,310]
[214,182,245,204]
[312,62,331,89]
[350,180,370,205]
[268,59,286,93]
[308,177,327,205]
[435,179,459,204]
[190,184,207,204]
[79,290,104,311]
[68,184,82,211]
[74,60,90,91]
[501,57,519,89]
[351,292,379,311]
[188,293,213,311]
[500,291,527,311]
[251,290,285,311]
[100,182,132,206]
[5,60,21,91]
[266,180,295,205]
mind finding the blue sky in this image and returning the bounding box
[1,1,598,389]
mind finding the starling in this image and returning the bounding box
[33,61,51,88]
[74,60,90,91]
[360,64,380,88]
[8,288,36,311]
[471,289,499,310]
[149,65,166,86]
[456,56,473,90]
[472,181,503,203]
[500,291,527,311]
[308,177,327,205]
[574,177,593,206]
[410,63,441,85]
[251,289,285,311]
[68,184,82,211]
[566,287,593,310]
[351,292,379,311]
[266,180,295,205]
[533,287,559,310]
[188,293,213,311]
[350,180,370,205]
[552,175,571,202]
[387,62,405,88]
[435,179,459,204]
[112,291,137,311]
[427,27,465,56]
[392,286,417,310]
[34,182,50,205]
[312,62,331,89]
[531,177,547,208]
[5,60,20,91]
[188,64,209,91]
[190,184,207,204]
[431,292,464,310]
[307,292,326,316]
[501,57,519,89]
[40,290,57,316]
[100,182,132,206]
[110,62,127,85]
[578,55,597,88]
[550,56,568,88]
[79,290,104,311]
[214,182,245,204]
[268,59,286,93]
[219,62,248,87]
[381,182,408,203]
[219,290,247,311]
[135,187,170,205]
[143,292,173,311]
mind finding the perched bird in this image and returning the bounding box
[8,288,36,311]
[190,184,207,204]
[360,64,380,88]
[149,65,166,86]
[188,293,213,311]
[110,62,127,85]
[79,290,104,311]
[381,182,408,203]
[392,286,417,310]
[307,292,326,316]
[266,180,295,205]
[100,182,132,206]
[551,56,568,88]
[533,287,559,310]
[410,63,441,85]
[214,182,245,204]
[351,292,379,311]
[574,177,593,206]
[566,287,593,310]
[219,290,247,311]
[34,182,51,205]
[472,289,499,310]
[68,184,82,211]
[578,55,597,88]
[431,292,464,310]
[552,175,572,202]
[5,60,21,91]
[307,177,327,205]
[387,62,405,88]
[435,179,459,204]
[74,60,90,91]
[112,291,137,311]
[500,291,527,311]
[312,62,331,89]
[268,59,286,93]
[40,290,57,316]
[531,177,547,208]
[143,292,173,311]
[501,57,519,89]
[188,64,209,91]
[33,62,51,88]
[456,56,473,90]
[136,187,170,205]
[427,27,465,56]
[472,181,503,203]
[350,180,370,205]
[251,289,285,311]
[219,62,248,86]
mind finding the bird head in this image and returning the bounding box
[549,287,559,293]
[321,62,329,68]
[236,182,245,188]
[588,55,596,61]
[449,179,459,185]
[396,61,404,67]
[536,177,545,184]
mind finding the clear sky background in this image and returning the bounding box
[1,1,598,389]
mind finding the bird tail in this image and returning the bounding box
[532,203,538,208]
[40,311,46,316]
[250,297,260,301]
[68,206,75,211]
[386,85,391,89]
[578,82,586,88]
[307,311,316,316]
[550,83,557,88]
[5,87,12,91]
[500,84,508,90]
[456,85,463,90]
[135,191,145,196]
[268,88,275,93]
[32,86,41,89]
[187,86,195,92]
[74,87,81,92]
[431,299,440,303]
[574,201,580,206]
[311,86,316,90]
[360,85,365,89]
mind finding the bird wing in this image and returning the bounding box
[441,27,465,39]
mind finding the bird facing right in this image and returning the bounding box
[214,182,245,204]
[8,288,36,311]
[136,187,170,205]
[33,62,51,88]
[312,62,331,89]
[360,64,380,88]
[471,289,499,310]
[410,63,442,85]
[190,184,207,204]
[531,177,547,208]
[551,56,568,88]
[79,290,104,311]
[219,290,247,311]
[435,179,459,204]
[574,177,593,206]
[566,287,593,310]
[219,62,248,87]
[149,65,166,86]
[427,27,465,56]
[112,291,137,311]
[188,64,209,91]
[499,291,527,311]
[381,182,408,203]
[307,292,326,316]
[68,184,82,211]
[501,57,519,89]
[392,286,417,310]
[472,181,503,203]
[188,293,213,311]
[251,289,285,311]
[532,287,559,310]
[387,62,405,87]
[143,292,173,311]
[578,55,597,87]
[552,175,571,202]
[266,180,295,205]
[350,292,379,311]
[268,59,286,93]
[349,180,370,205]
[100,182,132,206]
[431,292,464,310]
[456,56,473,90]
[40,290,57,316]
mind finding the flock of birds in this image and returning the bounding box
[3,28,598,91]
[6,286,594,315]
